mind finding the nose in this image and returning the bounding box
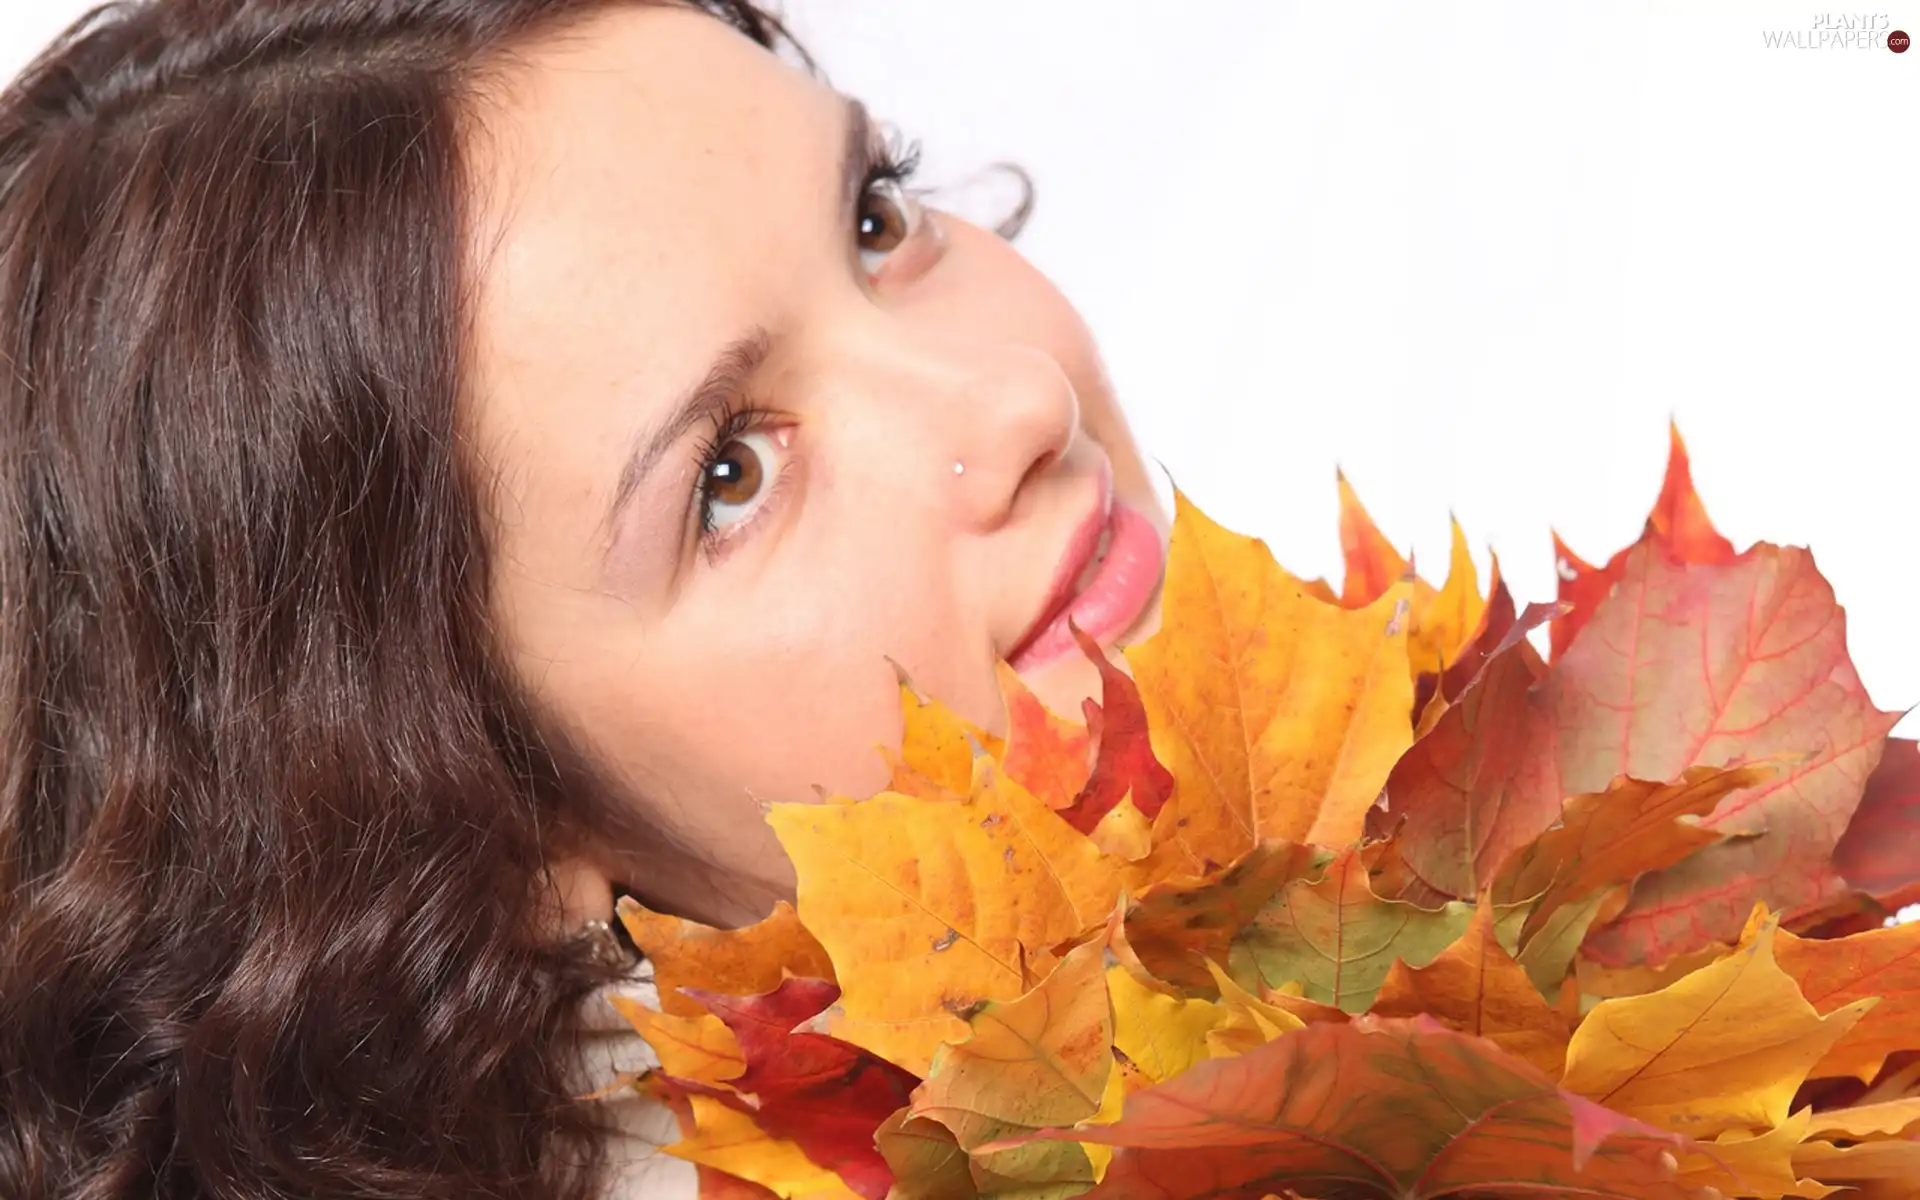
[946,344,1081,531]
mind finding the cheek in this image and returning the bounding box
[617,542,997,805]
[645,653,899,803]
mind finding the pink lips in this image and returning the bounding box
[1007,489,1166,673]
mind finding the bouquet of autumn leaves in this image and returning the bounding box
[606,427,1920,1200]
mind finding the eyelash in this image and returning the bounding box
[685,127,924,561]
[866,126,924,192]
[691,396,784,554]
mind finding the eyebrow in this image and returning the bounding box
[600,327,773,549]
[598,99,873,555]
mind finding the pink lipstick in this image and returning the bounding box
[1008,498,1165,673]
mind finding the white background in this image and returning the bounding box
[6,2,1916,734]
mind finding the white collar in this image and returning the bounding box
[575,959,697,1199]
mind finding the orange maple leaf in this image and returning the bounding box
[1769,914,1920,1085]
[995,662,1090,811]
[616,896,833,1018]
[1370,898,1571,1077]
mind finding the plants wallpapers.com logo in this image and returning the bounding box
[1761,13,1910,49]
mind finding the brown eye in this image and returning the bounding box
[699,429,785,535]
[706,438,763,505]
[857,177,920,273]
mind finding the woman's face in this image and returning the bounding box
[464,5,1165,923]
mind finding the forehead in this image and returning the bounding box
[462,5,838,388]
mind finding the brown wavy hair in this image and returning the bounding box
[0,2,813,1197]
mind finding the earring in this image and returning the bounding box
[952,460,966,476]
[570,916,635,969]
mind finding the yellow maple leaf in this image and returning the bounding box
[1088,794,1154,861]
[1200,958,1305,1058]
[605,997,742,1086]
[1858,1056,1920,1106]
[1675,1109,1836,1199]
[1559,911,1875,1138]
[1106,960,1229,1085]
[1406,516,1488,681]
[886,677,999,799]
[1804,1097,1920,1141]
[1792,1137,1920,1184]
[1126,492,1414,873]
[665,1095,858,1199]
[1080,1050,1135,1182]
[766,760,1121,1074]
[911,939,1111,1192]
